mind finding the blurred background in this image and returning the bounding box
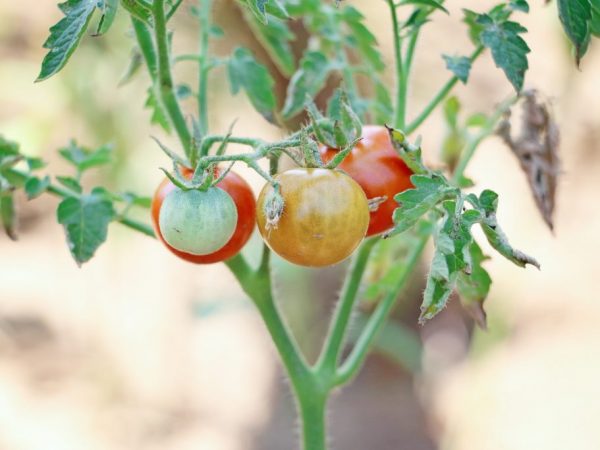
[1,0,600,449]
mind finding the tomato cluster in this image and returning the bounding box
[152,126,413,267]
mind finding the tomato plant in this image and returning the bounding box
[320,125,413,237]
[2,0,589,447]
[256,168,369,267]
[151,168,256,263]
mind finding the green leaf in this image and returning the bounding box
[120,0,152,25]
[457,241,492,329]
[96,0,118,35]
[25,175,51,200]
[443,96,461,129]
[477,190,540,269]
[0,191,18,241]
[56,176,83,193]
[477,14,530,92]
[237,0,286,24]
[121,191,152,208]
[463,9,485,44]
[281,51,330,119]
[0,136,21,168]
[509,0,529,13]
[591,0,600,37]
[246,16,295,77]
[420,201,481,323]
[145,87,171,132]
[421,241,456,323]
[36,0,98,82]
[397,0,448,15]
[557,0,592,65]
[118,48,143,86]
[176,84,193,100]
[442,54,471,84]
[372,80,393,124]
[343,6,386,71]
[388,175,457,237]
[227,47,277,123]
[57,189,115,265]
[59,142,112,173]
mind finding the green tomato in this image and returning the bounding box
[158,187,238,256]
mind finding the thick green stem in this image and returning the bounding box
[335,235,428,386]
[226,253,330,450]
[406,45,484,134]
[299,391,328,450]
[387,0,406,129]
[316,238,377,377]
[150,0,193,156]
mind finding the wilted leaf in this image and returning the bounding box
[497,90,560,230]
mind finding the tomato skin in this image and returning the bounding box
[320,125,413,236]
[151,168,256,264]
[256,168,369,267]
[159,187,237,255]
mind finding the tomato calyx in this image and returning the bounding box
[261,183,284,231]
[305,91,362,151]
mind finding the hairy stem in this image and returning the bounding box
[150,0,193,156]
[335,235,427,386]
[6,168,155,237]
[225,254,330,450]
[197,0,211,136]
[316,237,378,377]
[387,0,406,129]
[406,45,484,134]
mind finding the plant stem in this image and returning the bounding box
[335,235,428,386]
[298,392,328,450]
[150,0,193,157]
[6,168,155,237]
[451,95,518,183]
[405,45,484,134]
[226,253,331,450]
[197,0,211,136]
[316,237,378,377]
[131,18,158,77]
[387,0,406,129]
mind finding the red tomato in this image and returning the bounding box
[320,125,413,236]
[151,168,256,263]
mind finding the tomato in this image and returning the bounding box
[151,168,257,263]
[159,187,237,255]
[256,168,369,267]
[320,125,413,236]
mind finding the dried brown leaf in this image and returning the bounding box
[497,90,561,231]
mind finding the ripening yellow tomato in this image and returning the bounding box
[256,168,369,267]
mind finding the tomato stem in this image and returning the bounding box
[387,0,406,130]
[196,0,211,137]
[316,237,378,378]
[149,0,193,157]
[406,45,485,134]
[451,95,519,184]
[335,234,428,386]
